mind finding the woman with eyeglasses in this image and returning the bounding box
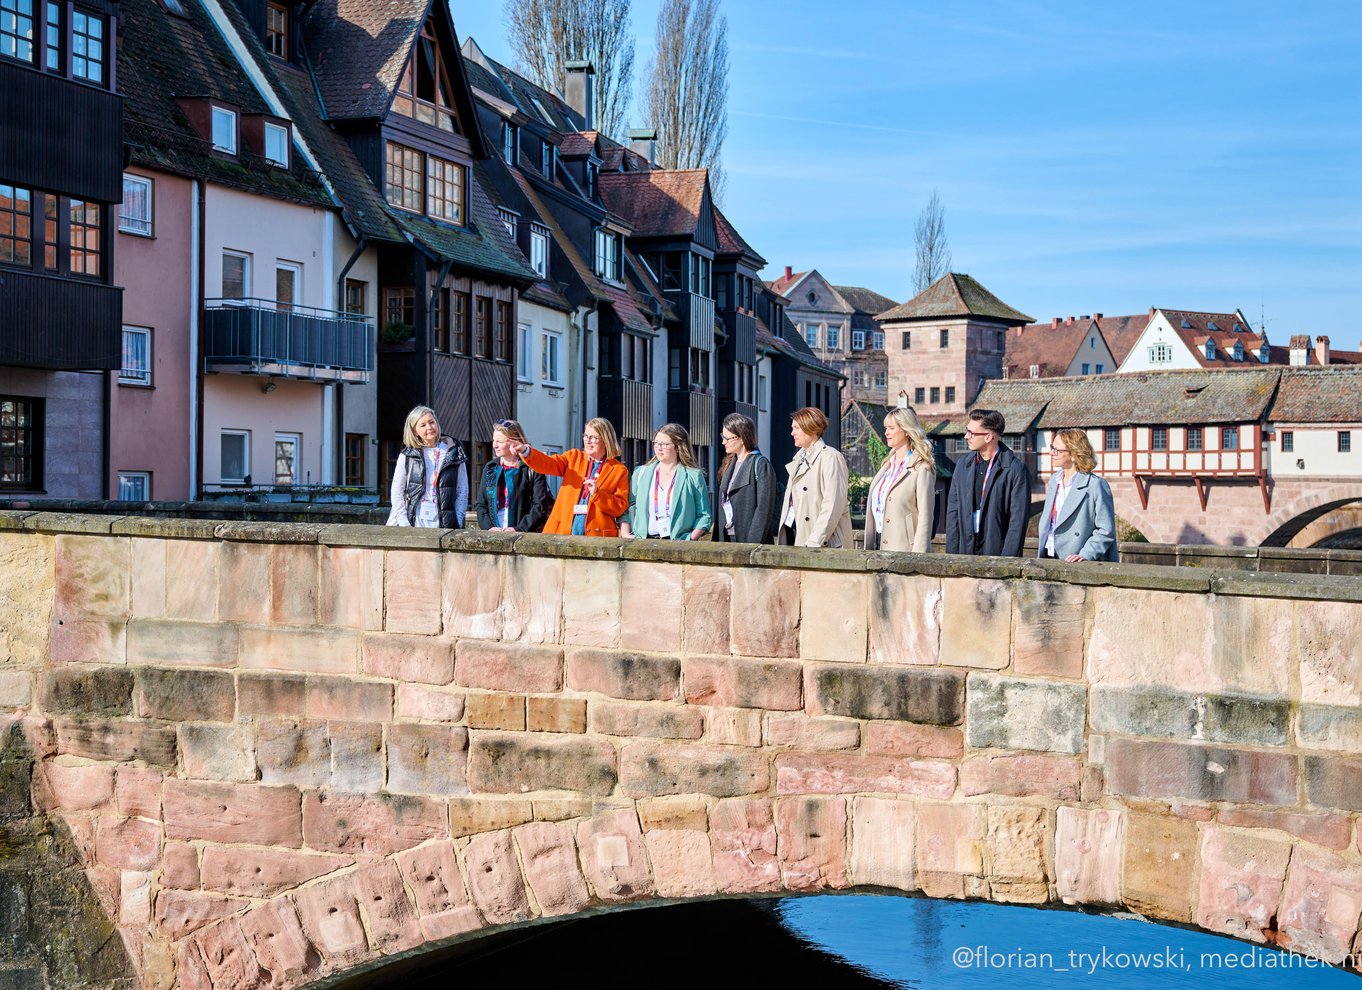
[864,407,937,553]
[506,417,630,537]
[619,423,712,540]
[475,419,552,533]
[385,405,469,528]
[1037,428,1119,562]
[714,413,776,544]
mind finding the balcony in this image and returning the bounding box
[0,269,121,370]
[203,298,374,383]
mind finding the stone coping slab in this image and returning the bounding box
[4,509,1360,605]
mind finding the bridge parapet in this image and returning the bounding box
[3,510,1362,989]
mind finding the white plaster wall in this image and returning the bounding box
[335,238,380,489]
[1116,314,1193,372]
[205,188,332,307]
[515,300,572,454]
[1064,332,1118,375]
[203,375,325,488]
[1266,424,1362,477]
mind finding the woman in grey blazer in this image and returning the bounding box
[715,413,777,544]
[864,406,937,553]
[1038,429,1119,562]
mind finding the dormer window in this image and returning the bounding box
[263,121,289,167]
[529,223,549,278]
[266,2,288,58]
[497,207,516,237]
[586,162,598,198]
[1207,321,1219,331]
[385,141,464,225]
[501,121,518,164]
[593,228,620,282]
[1232,340,1243,361]
[394,23,459,133]
[211,106,238,154]
[1258,344,1270,363]
[1204,340,1216,360]
[540,140,555,179]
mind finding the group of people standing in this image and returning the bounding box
[385,402,1118,563]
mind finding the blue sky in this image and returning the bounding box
[452,1,1362,349]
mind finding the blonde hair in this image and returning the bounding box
[583,417,622,460]
[1055,428,1097,474]
[791,406,828,438]
[650,423,698,469]
[883,407,936,470]
[402,405,439,448]
[493,418,528,446]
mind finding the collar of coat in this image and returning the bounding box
[788,439,828,475]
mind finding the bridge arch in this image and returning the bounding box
[1261,490,1362,547]
[4,512,1362,988]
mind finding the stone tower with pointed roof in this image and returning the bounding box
[876,273,1033,417]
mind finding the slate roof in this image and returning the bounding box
[971,368,1282,430]
[833,285,897,317]
[598,169,709,238]
[1268,367,1362,423]
[877,273,1033,325]
[118,0,333,207]
[305,0,426,120]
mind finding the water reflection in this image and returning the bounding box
[777,896,1359,989]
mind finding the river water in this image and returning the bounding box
[778,895,1358,989]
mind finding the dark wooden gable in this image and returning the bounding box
[386,0,488,159]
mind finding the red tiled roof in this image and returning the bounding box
[558,131,599,157]
[1091,314,1150,365]
[1157,309,1268,368]
[1002,319,1092,379]
[765,270,807,296]
[597,169,710,238]
[713,207,765,265]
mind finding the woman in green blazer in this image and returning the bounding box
[619,423,713,540]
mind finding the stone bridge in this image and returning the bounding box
[3,510,1362,989]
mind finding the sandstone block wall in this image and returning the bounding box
[3,510,1362,989]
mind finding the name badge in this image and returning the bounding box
[573,504,589,516]
[722,500,734,527]
[784,502,797,527]
[973,509,981,533]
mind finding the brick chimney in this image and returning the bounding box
[1093,313,1103,320]
[1051,317,1061,328]
[1316,335,1331,366]
[628,128,657,167]
[784,266,793,280]
[1289,334,1310,366]
[564,60,595,130]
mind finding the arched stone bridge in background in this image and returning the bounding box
[3,510,1362,989]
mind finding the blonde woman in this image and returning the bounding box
[386,405,469,528]
[1038,428,1118,562]
[619,423,712,540]
[507,417,630,537]
[864,406,937,553]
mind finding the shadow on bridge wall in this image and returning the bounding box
[0,716,136,988]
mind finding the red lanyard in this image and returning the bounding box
[426,447,443,498]
[977,452,997,505]
[652,467,676,517]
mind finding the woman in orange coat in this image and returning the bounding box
[508,417,630,536]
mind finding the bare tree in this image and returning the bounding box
[644,0,729,194]
[913,190,953,294]
[506,0,636,140]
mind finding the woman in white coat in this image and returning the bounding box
[1038,428,1119,562]
[777,406,853,548]
[864,406,937,553]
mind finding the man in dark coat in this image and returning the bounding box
[945,408,1032,556]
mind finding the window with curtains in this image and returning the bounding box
[119,174,153,235]
[120,326,151,385]
[0,395,42,490]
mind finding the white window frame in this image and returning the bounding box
[221,430,250,484]
[117,471,151,501]
[827,325,840,350]
[274,432,302,485]
[119,174,153,236]
[119,325,152,386]
[529,224,549,279]
[222,250,252,299]
[211,106,238,154]
[263,121,290,167]
[804,324,818,348]
[872,331,884,350]
[498,207,517,237]
[1149,343,1173,364]
[874,370,887,389]
[851,330,865,351]
[541,329,563,386]
[275,260,302,310]
[516,322,533,383]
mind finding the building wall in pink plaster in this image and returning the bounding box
[111,169,195,500]
[203,375,325,488]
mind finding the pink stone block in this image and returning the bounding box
[120,870,153,926]
[396,683,466,722]
[163,780,302,847]
[1196,827,1292,943]
[94,815,161,871]
[646,828,717,898]
[116,767,163,819]
[161,842,200,890]
[849,796,916,891]
[864,722,964,759]
[561,559,622,648]
[293,874,371,969]
[915,804,987,899]
[461,830,531,925]
[1218,809,1352,851]
[710,798,780,895]
[385,550,443,635]
[130,537,166,618]
[682,566,732,656]
[238,627,359,675]
[54,534,129,620]
[154,889,249,939]
[775,797,848,891]
[362,633,455,685]
[683,656,803,711]
[513,821,591,916]
[453,641,564,693]
[354,860,424,955]
[39,763,114,811]
[177,938,212,990]
[394,841,481,939]
[238,898,323,987]
[1279,846,1362,964]
[775,753,956,799]
[577,809,654,902]
[1055,807,1126,907]
[765,714,860,751]
[619,563,683,653]
[730,569,800,658]
[218,542,272,623]
[443,552,505,640]
[271,544,320,626]
[49,618,126,665]
[200,847,355,898]
[322,546,385,630]
[959,754,1082,801]
[301,791,446,855]
[305,677,393,722]
[193,920,265,990]
[164,539,219,622]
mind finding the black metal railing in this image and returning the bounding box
[203,298,374,382]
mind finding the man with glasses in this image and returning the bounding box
[945,408,1032,556]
